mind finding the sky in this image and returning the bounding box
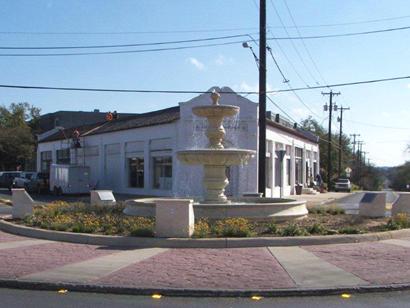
[0,0,409,167]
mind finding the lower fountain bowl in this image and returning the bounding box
[124,197,308,221]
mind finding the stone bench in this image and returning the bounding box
[359,192,386,218]
[90,190,116,207]
[11,189,38,219]
[155,199,194,238]
[392,192,410,217]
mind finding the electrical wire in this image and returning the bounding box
[0,74,408,94]
[0,33,256,50]
[344,119,410,130]
[2,14,410,36]
[282,0,328,86]
[269,0,319,85]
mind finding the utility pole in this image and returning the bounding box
[336,106,350,177]
[357,141,364,186]
[350,133,360,155]
[258,0,267,196]
[322,90,341,190]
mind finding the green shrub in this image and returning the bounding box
[338,226,361,234]
[383,219,401,231]
[213,218,255,237]
[265,221,278,234]
[280,223,308,236]
[326,205,345,215]
[130,227,154,237]
[393,213,410,228]
[306,223,328,235]
[308,207,326,215]
[193,219,211,238]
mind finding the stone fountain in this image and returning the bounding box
[177,90,255,204]
[124,89,308,221]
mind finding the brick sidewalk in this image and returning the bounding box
[0,230,410,293]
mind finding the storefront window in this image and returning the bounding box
[40,151,52,172]
[153,156,172,189]
[128,157,144,188]
[56,149,70,164]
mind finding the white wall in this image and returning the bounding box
[37,88,319,198]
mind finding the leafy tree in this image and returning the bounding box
[0,103,40,170]
[300,116,353,185]
[389,162,410,191]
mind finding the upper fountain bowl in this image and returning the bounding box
[192,105,239,118]
[177,148,255,166]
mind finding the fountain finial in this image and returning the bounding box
[211,89,220,105]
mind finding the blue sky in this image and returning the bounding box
[0,0,409,166]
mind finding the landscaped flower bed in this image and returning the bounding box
[19,202,410,238]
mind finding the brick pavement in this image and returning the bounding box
[0,230,410,292]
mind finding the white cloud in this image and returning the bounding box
[407,83,410,89]
[214,54,234,66]
[187,57,205,70]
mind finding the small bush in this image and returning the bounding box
[383,219,401,231]
[326,205,345,215]
[308,206,345,215]
[308,207,326,215]
[339,226,361,234]
[213,218,255,237]
[280,223,308,237]
[265,221,278,234]
[393,213,410,228]
[193,219,211,238]
[306,223,328,235]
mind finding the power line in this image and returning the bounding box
[2,14,410,36]
[267,25,410,40]
[282,0,328,86]
[2,24,409,57]
[0,40,246,57]
[345,119,410,130]
[269,0,319,85]
[0,33,256,50]
[0,74,408,94]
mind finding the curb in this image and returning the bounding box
[2,219,410,248]
[0,278,410,297]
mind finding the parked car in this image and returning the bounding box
[19,172,50,194]
[13,172,36,188]
[0,171,22,190]
[334,178,352,192]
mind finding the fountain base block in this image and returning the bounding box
[124,197,308,221]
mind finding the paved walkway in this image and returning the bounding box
[1,230,410,294]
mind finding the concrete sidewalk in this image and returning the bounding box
[1,230,410,296]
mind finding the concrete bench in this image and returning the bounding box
[11,189,38,219]
[155,199,194,238]
[90,190,116,207]
[359,192,386,218]
[392,192,410,217]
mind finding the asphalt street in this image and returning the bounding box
[0,288,410,308]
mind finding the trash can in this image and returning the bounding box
[295,184,303,195]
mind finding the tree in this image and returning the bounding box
[0,103,40,170]
[300,116,353,185]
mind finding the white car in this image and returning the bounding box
[13,172,36,188]
[334,178,352,192]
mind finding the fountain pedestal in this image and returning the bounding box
[203,165,229,203]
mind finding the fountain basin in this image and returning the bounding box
[177,149,255,166]
[124,197,308,221]
[192,105,239,118]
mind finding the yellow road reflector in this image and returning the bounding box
[341,293,351,299]
[251,295,263,301]
[152,294,162,299]
[58,289,68,294]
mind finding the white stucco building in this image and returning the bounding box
[37,87,320,198]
